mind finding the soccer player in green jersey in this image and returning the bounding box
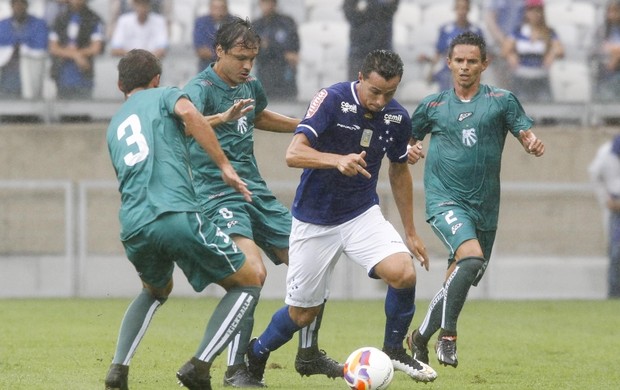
[104,49,262,390]
[405,32,545,368]
[183,17,342,386]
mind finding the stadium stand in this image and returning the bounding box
[0,0,616,125]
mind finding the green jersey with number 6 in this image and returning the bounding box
[183,65,271,206]
[107,87,199,240]
[410,85,534,231]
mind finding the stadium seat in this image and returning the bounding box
[297,21,349,101]
[397,79,439,104]
[545,1,597,60]
[549,60,592,103]
[93,55,124,100]
[394,2,422,29]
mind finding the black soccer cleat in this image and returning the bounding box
[105,363,129,390]
[294,349,344,379]
[435,335,458,368]
[176,357,212,390]
[382,346,437,383]
[246,338,268,384]
[407,329,430,364]
[223,364,266,388]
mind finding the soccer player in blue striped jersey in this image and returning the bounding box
[104,48,262,390]
[406,31,545,368]
[246,49,438,385]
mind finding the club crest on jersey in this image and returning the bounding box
[458,112,473,122]
[462,128,477,147]
[341,101,357,114]
[360,129,373,147]
[383,113,402,125]
[237,116,249,134]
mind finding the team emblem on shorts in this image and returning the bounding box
[462,128,477,147]
[361,129,373,147]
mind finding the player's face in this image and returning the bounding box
[357,71,400,112]
[214,41,259,86]
[447,44,488,90]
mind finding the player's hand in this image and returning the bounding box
[220,99,254,123]
[407,141,425,164]
[337,151,371,178]
[407,233,430,271]
[519,130,545,157]
[220,164,252,202]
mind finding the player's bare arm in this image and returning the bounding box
[206,98,255,127]
[254,109,301,133]
[176,97,252,202]
[407,138,425,164]
[286,133,371,178]
[389,161,430,270]
[518,129,545,157]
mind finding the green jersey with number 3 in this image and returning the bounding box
[107,87,199,240]
[410,85,534,230]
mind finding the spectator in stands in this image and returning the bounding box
[108,0,172,39]
[48,0,104,100]
[420,0,484,91]
[483,0,525,88]
[110,0,169,59]
[253,0,299,101]
[193,0,234,71]
[596,0,620,102]
[343,0,399,81]
[0,0,49,100]
[503,0,564,102]
[589,134,620,299]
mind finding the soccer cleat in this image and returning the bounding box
[104,363,129,390]
[407,329,430,364]
[435,335,458,368]
[382,346,437,383]
[246,338,268,384]
[294,350,344,379]
[176,357,212,390]
[223,365,266,388]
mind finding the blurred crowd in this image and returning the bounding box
[0,0,618,110]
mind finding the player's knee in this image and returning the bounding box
[457,256,485,272]
[143,280,172,303]
[289,305,320,328]
[245,254,268,285]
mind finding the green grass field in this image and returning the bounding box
[1,298,619,389]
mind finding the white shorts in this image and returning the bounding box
[285,205,411,307]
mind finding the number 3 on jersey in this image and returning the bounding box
[117,114,150,166]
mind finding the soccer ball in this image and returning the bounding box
[343,347,394,390]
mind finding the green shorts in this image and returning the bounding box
[428,205,496,285]
[203,193,291,265]
[122,211,246,292]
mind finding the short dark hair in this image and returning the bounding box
[117,49,162,94]
[448,31,487,62]
[360,49,404,81]
[214,16,261,53]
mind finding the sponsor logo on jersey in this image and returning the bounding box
[383,113,402,125]
[429,101,446,108]
[462,128,477,147]
[200,79,214,86]
[237,116,249,134]
[341,101,358,114]
[336,123,361,131]
[451,222,463,235]
[305,89,328,118]
[458,112,473,122]
[227,220,239,229]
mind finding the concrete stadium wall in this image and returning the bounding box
[0,112,617,300]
